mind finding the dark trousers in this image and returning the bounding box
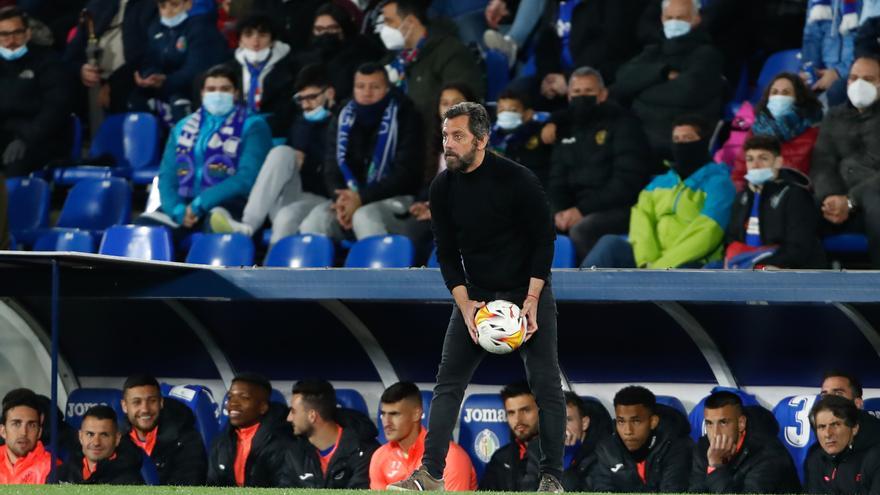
[581,234,636,268]
[422,284,565,480]
[567,208,630,263]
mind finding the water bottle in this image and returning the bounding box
[802,61,818,86]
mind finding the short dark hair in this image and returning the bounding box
[1,389,42,424]
[313,2,356,38]
[236,13,277,39]
[440,81,480,106]
[672,114,712,140]
[295,64,331,93]
[201,64,241,92]
[564,391,588,418]
[500,381,533,402]
[232,372,272,398]
[810,394,859,430]
[444,102,492,141]
[122,374,160,394]
[83,405,118,426]
[291,379,337,421]
[381,382,421,404]
[387,0,429,25]
[853,55,880,73]
[704,391,744,414]
[743,135,782,157]
[0,6,28,26]
[823,370,864,399]
[355,62,390,85]
[497,87,532,110]
[613,386,656,414]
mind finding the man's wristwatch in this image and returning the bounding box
[847,197,855,212]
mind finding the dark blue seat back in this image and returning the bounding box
[485,49,511,102]
[65,388,124,430]
[7,177,50,233]
[458,394,509,479]
[186,233,255,266]
[773,394,818,483]
[34,230,96,253]
[336,388,369,415]
[160,383,221,451]
[553,235,577,268]
[56,178,132,232]
[751,49,802,102]
[264,234,335,267]
[99,225,174,261]
[344,235,414,268]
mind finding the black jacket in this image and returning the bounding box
[856,16,880,59]
[58,436,145,485]
[479,438,541,491]
[492,119,553,190]
[689,428,801,493]
[548,101,653,215]
[324,91,424,205]
[562,397,614,491]
[287,409,378,489]
[124,398,207,486]
[207,402,297,487]
[590,404,693,492]
[726,168,827,268]
[295,34,384,103]
[289,112,333,197]
[805,443,880,494]
[613,27,723,154]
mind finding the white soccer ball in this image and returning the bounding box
[474,300,526,354]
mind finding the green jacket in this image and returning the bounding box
[629,162,735,268]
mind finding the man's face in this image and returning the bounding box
[442,115,484,173]
[226,381,268,428]
[615,404,659,452]
[121,385,163,434]
[745,148,782,173]
[848,58,880,88]
[158,0,192,19]
[821,376,863,408]
[568,75,608,103]
[201,76,239,101]
[0,406,41,459]
[0,16,30,51]
[565,403,590,444]
[704,405,746,443]
[815,409,858,455]
[79,417,121,463]
[505,394,540,443]
[380,399,422,443]
[313,14,343,39]
[661,0,699,26]
[672,124,701,144]
[296,85,331,112]
[286,394,313,437]
[353,71,389,106]
[381,3,403,29]
[239,28,272,51]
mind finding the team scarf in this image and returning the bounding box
[751,108,819,142]
[335,98,399,192]
[175,106,247,198]
[555,0,583,71]
[245,58,269,113]
[388,36,426,93]
[807,0,859,33]
[489,123,532,154]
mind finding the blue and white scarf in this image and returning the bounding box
[175,106,247,198]
[335,98,399,193]
[751,109,818,143]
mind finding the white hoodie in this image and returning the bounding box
[234,40,292,111]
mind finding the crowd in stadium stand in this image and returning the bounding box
[2,0,880,268]
[2,371,880,492]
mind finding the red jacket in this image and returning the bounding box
[731,127,820,191]
[0,442,52,484]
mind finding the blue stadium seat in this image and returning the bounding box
[264,234,335,268]
[751,49,802,103]
[344,235,414,268]
[553,235,577,268]
[656,395,688,417]
[863,397,880,418]
[378,390,433,444]
[7,177,50,246]
[65,388,125,430]
[188,0,217,16]
[99,225,174,261]
[140,451,160,485]
[160,383,221,451]
[124,113,163,184]
[55,178,132,235]
[773,394,818,482]
[186,233,255,266]
[218,387,289,431]
[336,388,369,416]
[485,49,511,102]
[34,230,96,253]
[458,394,509,479]
[688,386,762,441]
[823,234,869,254]
[427,247,440,268]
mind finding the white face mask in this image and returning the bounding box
[848,78,879,109]
[379,24,405,51]
[243,47,271,64]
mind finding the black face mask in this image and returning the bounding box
[671,139,710,179]
[570,95,598,125]
[312,33,343,53]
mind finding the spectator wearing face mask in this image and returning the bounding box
[582,115,735,269]
[489,86,553,190]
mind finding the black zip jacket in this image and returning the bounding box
[58,436,145,485]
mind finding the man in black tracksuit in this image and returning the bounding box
[590,386,693,492]
[562,393,613,491]
[805,395,880,494]
[479,382,543,491]
[0,7,71,177]
[207,373,297,487]
[59,405,145,485]
[120,374,206,485]
[689,391,801,493]
[390,102,564,492]
[285,379,378,488]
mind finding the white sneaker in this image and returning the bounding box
[209,207,254,236]
[483,29,517,69]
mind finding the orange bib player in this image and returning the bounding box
[0,390,52,484]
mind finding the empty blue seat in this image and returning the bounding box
[161,383,220,451]
[34,230,96,253]
[553,235,577,268]
[344,235,414,268]
[773,394,818,482]
[751,50,802,103]
[336,388,369,416]
[823,234,869,253]
[485,49,511,102]
[124,113,163,184]
[7,177,50,246]
[688,386,762,441]
[55,178,132,235]
[186,233,255,266]
[99,225,173,261]
[656,395,687,417]
[458,394,509,479]
[65,388,125,430]
[264,234,334,267]
[427,247,440,268]
[378,390,433,444]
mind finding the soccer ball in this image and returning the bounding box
[474,300,526,354]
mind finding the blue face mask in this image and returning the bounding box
[160,11,188,28]
[202,91,235,116]
[496,111,523,131]
[745,167,776,186]
[663,19,691,39]
[303,105,330,122]
[766,95,796,119]
[0,45,28,61]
